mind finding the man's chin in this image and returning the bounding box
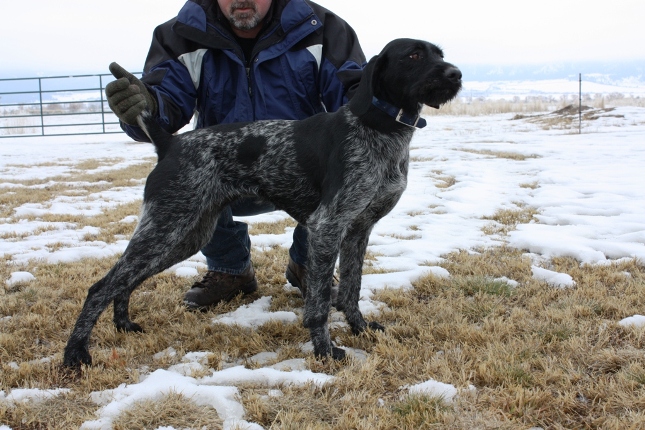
[231,16,260,31]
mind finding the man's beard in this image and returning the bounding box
[228,1,262,31]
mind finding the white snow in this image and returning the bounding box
[404,378,478,403]
[212,296,299,328]
[3,108,645,273]
[74,357,332,430]
[404,378,476,403]
[173,266,200,278]
[618,315,645,328]
[1,388,70,403]
[406,379,459,401]
[5,271,35,286]
[2,86,645,428]
[531,266,576,288]
[81,368,250,430]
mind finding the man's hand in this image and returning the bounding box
[106,62,157,125]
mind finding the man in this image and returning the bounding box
[106,0,365,309]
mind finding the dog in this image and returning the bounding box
[63,38,461,367]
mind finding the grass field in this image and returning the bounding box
[2,101,645,429]
[3,237,644,428]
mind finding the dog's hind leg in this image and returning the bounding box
[113,293,142,333]
[63,201,222,367]
[63,258,159,367]
[336,221,385,335]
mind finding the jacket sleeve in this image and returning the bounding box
[120,19,198,142]
[316,9,366,112]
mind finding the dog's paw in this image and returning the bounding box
[331,346,347,361]
[63,347,92,368]
[115,320,144,333]
[350,320,385,335]
[312,345,347,361]
[368,321,385,332]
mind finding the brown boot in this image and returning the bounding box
[184,264,257,310]
[285,258,338,304]
[285,258,308,297]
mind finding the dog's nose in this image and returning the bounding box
[445,67,462,82]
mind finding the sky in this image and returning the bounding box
[2,103,645,428]
[1,0,645,77]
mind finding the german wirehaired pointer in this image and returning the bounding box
[63,38,462,367]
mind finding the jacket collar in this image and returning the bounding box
[173,0,318,56]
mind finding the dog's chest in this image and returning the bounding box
[335,136,410,217]
[351,131,410,187]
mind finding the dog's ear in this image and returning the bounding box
[349,54,381,118]
[370,54,390,102]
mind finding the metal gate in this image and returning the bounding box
[0,72,141,138]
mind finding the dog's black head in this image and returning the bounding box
[350,38,462,129]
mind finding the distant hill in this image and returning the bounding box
[460,60,644,87]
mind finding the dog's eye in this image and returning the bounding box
[409,53,421,60]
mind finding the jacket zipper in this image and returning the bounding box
[243,22,283,100]
[246,66,253,98]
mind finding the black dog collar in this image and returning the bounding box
[371,97,427,129]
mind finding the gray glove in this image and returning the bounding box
[106,62,157,125]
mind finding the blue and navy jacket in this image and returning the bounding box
[122,0,366,141]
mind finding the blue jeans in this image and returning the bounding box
[201,198,309,274]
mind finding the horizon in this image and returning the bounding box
[2,58,644,83]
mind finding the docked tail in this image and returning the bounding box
[107,62,173,161]
[136,111,173,161]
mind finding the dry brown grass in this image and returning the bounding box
[1,391,98,429]
[249,217,298,235]
[511,105,628,132]
[427,170,457,189]
[520,181,540,190]
[482,206,540,236]
[457,148,540,161]
[424,94,645,117]
[3,238,644,428]
[424,97,554,116]
[242,249,645,429]
[112,391,224,429]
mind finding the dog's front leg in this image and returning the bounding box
[337,221,385,335]
[302,220,346,360]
